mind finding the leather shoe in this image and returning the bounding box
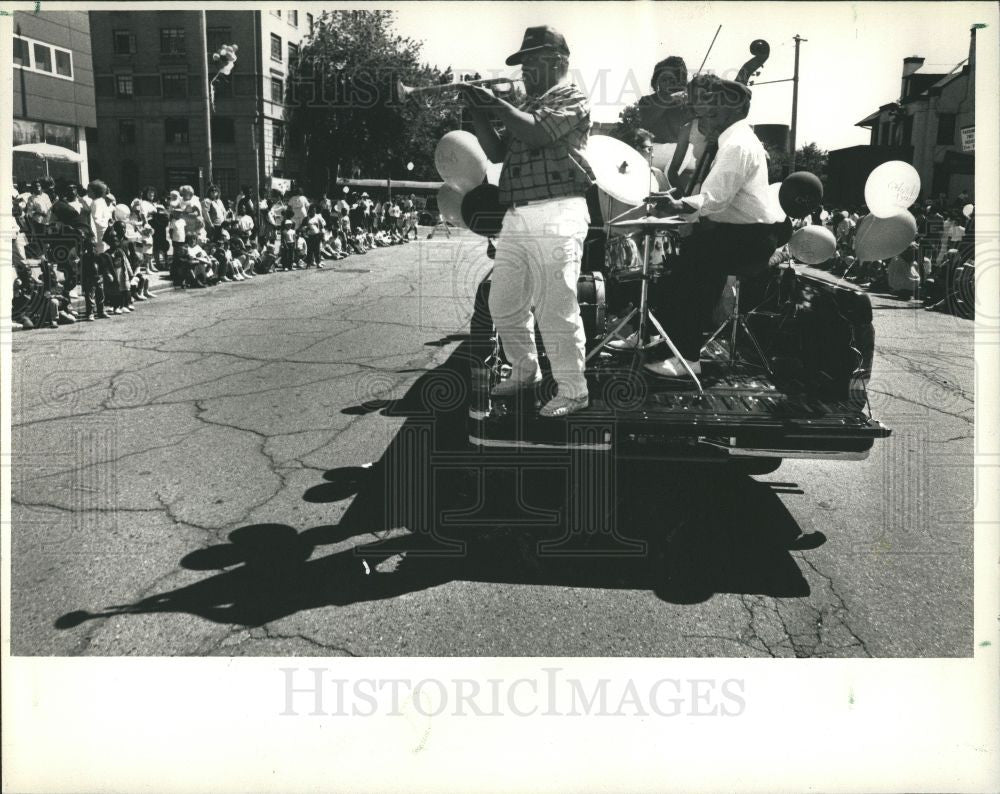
[644,356,701,378]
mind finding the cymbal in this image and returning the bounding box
[609,214,690,232]
[584,135,651,206]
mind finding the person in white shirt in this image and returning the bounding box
[85,180,114,254]
[644,78,791,378]
[287,188,310,230]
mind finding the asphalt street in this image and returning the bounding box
[10,231,975,656]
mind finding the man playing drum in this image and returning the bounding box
[458,25,595,418]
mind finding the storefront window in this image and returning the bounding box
[44,123,77,151]
[13,119,44,147]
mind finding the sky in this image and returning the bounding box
[390,1,992,152]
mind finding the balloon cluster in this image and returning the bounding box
[212,44,239,77]
[434,131,495,233]
[855,160,920,262]
[781,159,922,265]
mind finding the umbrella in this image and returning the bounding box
[13,142,84,178]
[13,142,85,162]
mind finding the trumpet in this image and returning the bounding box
[396,76,521,101]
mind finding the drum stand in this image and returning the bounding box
[587,220,704,394]
[702,277,774,376]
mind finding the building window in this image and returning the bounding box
[270,76,284,103]
[116,74,135,98]
[272,120,285,150]
[287,43,298,66]
[33,42,53,72]
[13,119,44,147]
[13,35,74,80]
[289,10,298,27]
[162,73,188,98]
[113,30,136,55]
[44,122,77,151]
[211,117,236,145]
[307,13,314,33]
[13,36,30,67]
[270,33,282,62]
[55,49,72,77]
[118,119,137,145]
[165,117,190,145]
[160,28,187,55]
[937,113,957,146]
[207,27,232,54]
[271,9,281,18]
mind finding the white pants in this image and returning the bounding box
[490,196,590,400]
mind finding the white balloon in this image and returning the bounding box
[434,131,488,192]
[864,160,921,218]
[485,162,502,186]
[437,183,467,228]
[788,225,836,265]
[113,204,131,222]
[962,203,974,218]
[854,210,918,261]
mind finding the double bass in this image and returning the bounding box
[666,39,771,195]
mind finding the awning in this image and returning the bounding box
[13,142,85,163]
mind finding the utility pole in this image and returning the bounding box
[201,11,213,190]
[789,34,806,171]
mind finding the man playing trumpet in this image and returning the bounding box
[457,25,595,418]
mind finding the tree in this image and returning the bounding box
[610,100,643,144]
[287,10,460,193]
[764,141,828,184]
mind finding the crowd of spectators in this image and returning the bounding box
[10,176,425,331]
[791,191,975,316]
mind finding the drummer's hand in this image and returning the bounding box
[645,195,691,216]
[457,83,498,111]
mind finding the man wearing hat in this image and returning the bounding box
[643,76,790,379]
[459,25,595,418]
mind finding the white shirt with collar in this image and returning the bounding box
[683,119,784,225]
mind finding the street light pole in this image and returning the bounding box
[201,11,214,191]
[789,34,806,172]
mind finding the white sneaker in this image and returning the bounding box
[607,332,662,351]
[644,356,702,378]
[539,394,589,418]
[607,332,639,350]
[490,374,543,397]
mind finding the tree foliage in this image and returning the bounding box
[764,141,828,183]
[287,10,461,192]
[609,101,643,144]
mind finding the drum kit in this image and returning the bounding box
[583,135,703,391]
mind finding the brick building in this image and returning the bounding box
[87,9,311,199]
[12,10,97,185]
